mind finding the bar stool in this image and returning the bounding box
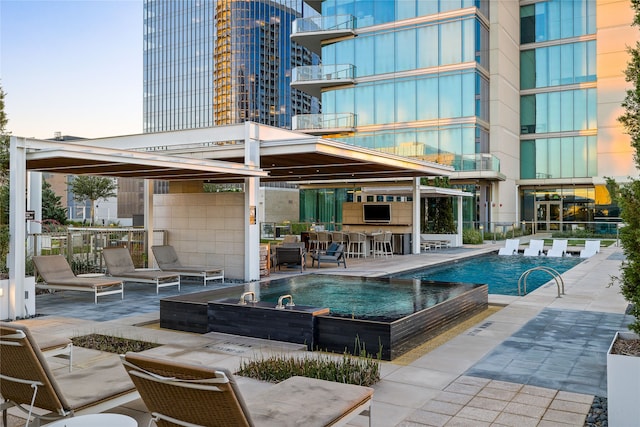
[316,231,332,252]
[348,232,367,258]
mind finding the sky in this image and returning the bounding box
[0,0,143,139]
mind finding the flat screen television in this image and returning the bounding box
[363,204,391,223]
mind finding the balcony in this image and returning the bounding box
[449,154,506,181]
[302,0,322,13]
[292,113,356,135]
[291,15,356,55]
[291,64,356,98]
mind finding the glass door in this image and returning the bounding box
[536,201,561,231]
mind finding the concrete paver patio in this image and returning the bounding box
[3,240,631,426]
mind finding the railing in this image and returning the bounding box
[454,153,500,173]
[291,64,355,83]
[518,266,564,297]
[292,113,355,131]
[28,228,167,274]
[292,14,355,34]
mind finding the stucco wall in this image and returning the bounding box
[153,192,245,280]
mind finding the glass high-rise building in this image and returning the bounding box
[292,0,637,231]
[143,0,319,132]
[121,0,319,219]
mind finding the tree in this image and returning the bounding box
[616,0,640,334]
[68,176,117,226]
[0,85,9,275]
[42,179,67,224]
[419,177,456,234]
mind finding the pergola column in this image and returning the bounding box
[412,177,421,254]
[8,136,27,319]
[244,122,261,282]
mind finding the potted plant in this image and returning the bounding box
[607,1,640,424]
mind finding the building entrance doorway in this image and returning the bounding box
[536,201,561,231]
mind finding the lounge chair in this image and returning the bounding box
[102,247,180,293]
[33,331,73,372]
[151,245,224,286]
[0,322,138,427]
[498,238,520,255]
[32,255,124,304]
[523,239,545,256]
[274,243,306,272]
[311,243,347,268]
[121,352,373,427]
[547,239,568,257]
[580,240,601,258]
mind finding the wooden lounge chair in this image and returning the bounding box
[152,245,224,286]
[102,247,181,294]
[311,243,347,268]
[0,322,138,427]
[122,352,373,427]
[32,255,124,304]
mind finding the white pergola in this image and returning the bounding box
[6,122,454,319]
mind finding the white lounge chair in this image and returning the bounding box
[547,239,568,257]
[523,239,545,256]
[498,239,520,255]
[580,240,601,258]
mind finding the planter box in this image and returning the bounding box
[607,331,640,427]
[0,277,36,319]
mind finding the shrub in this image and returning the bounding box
[463,229,483,244]
[237,351,380,387]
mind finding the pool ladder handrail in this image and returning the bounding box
[238,291,258,305]
[275,294,295,309]
[517,266,564,297]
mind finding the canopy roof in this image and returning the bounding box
[24,123,452,183]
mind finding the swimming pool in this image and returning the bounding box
[257,274,477,321]
[393,253,583,295]
[162,275,488,360]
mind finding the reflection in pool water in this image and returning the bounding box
[258,274,478,322]
[393,253,583,295]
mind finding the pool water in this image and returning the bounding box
[393,254,583,295]
[258,274,479,321]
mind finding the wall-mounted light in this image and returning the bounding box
[0,288,4,297]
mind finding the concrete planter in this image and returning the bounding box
[607,331,640,427]
[0,276,36,319]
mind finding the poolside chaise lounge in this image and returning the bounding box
[311,243,347,268]
[498,238,520,255]
[523,239,545,256]
[32,255,124,304]
[122,351,373,427]
[102,247,180,294]
[151,245,224,286]
[0,322,139,427]
[580,240,601,258]
[32,331,73,372]
[547,239,568,257]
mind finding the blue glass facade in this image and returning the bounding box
[144,0,318,132]
[519,0,597,181]
[319,7,489,170]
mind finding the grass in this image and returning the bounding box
[71,334,161,353]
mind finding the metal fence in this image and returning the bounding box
[28,228,167,275]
